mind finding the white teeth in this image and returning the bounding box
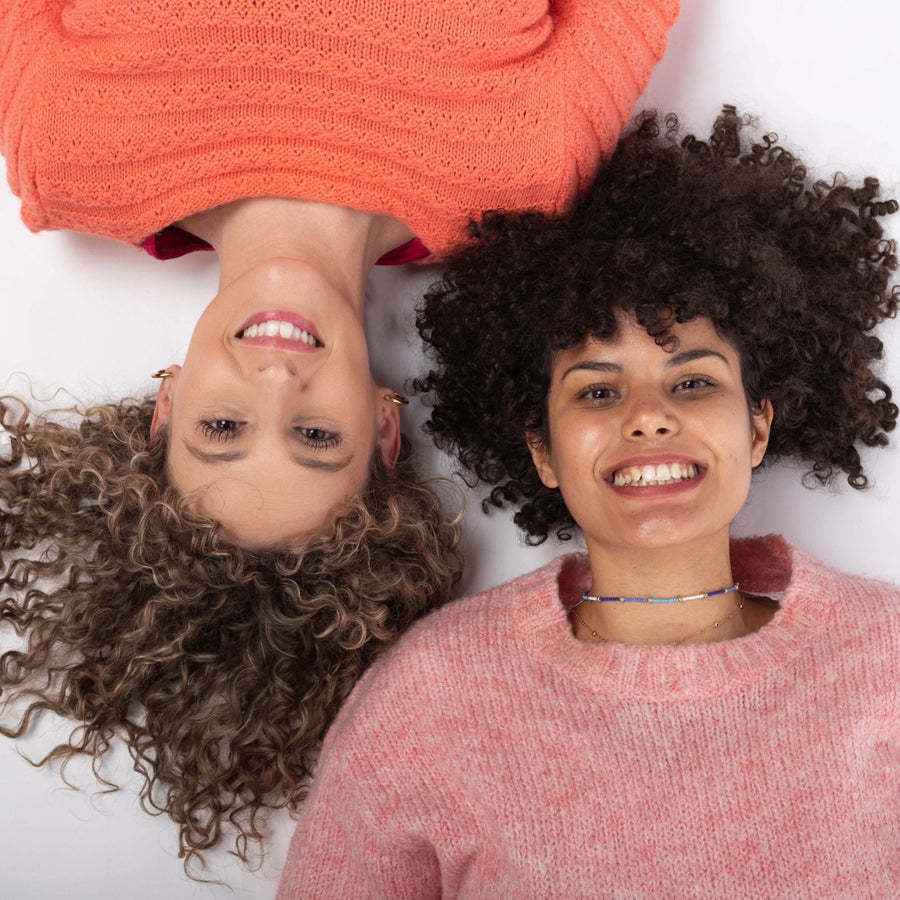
[239,320,321,346]
[612,462,698,487]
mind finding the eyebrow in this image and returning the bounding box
[561,348,731,380]
[183,440,354,473]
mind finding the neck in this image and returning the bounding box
[577,534,748,646]
[585,534,735,599]
[178,197,414,314]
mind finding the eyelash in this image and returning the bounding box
[196,421,341,450]
[674,375,717,392]
[578,384,619,403]
[198,420,242,442]
[295,427,340,450]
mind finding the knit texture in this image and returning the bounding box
[0,0,678,255]
[278,535,900,898]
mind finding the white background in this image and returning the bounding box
[1,1,899,897]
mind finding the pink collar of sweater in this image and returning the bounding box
[516,535,841,701]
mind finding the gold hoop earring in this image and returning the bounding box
[383,390,409,406]
[151,369,173,379]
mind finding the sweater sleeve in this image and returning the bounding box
[553,0,680,192]
[0,1,61,203]
[275,673,443,900]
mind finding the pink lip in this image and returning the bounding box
[235,309,325,348]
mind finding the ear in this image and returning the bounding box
[750,398,774,468]
[149,365,181,442]
[526,430,559,489]
[376,389,403,469]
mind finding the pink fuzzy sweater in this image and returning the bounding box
[278,535,900,898]
[0,0,678,255]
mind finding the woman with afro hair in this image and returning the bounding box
[276,107,900,897]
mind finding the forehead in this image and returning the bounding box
[182,471,363,548]
[166,439,374,549]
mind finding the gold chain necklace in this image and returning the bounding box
[569,595,745,646]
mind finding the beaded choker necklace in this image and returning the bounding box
[581,583,739,604]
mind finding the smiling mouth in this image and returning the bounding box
[612,462,700,487]
[238,320,323,347]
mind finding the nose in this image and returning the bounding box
[248,353,303,383]
[623,392,679,438]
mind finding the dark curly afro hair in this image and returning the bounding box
[416,106,899,543]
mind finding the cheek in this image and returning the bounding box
[722,428,757,506]
[717,409,756,464]
[549,419,610,488]
[171,358,229,405]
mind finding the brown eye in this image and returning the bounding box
[296,427,340,449]
[198,420,242,441]
[674,376,716,393]
[578,384,619,404]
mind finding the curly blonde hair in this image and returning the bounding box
[0,395,461,868]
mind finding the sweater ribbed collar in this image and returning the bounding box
[517,535,837,700]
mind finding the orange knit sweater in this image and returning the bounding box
[0,0,678,255]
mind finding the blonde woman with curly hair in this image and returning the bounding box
[0,0,676,870]
[0,0,677,548]
[0,393,461,866]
